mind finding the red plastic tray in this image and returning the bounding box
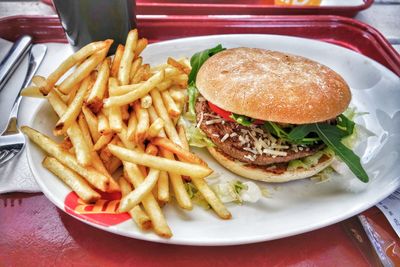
[0,15,398,75]
[42,0,374,17]
[0,15,398,266]
[137,0,373,17]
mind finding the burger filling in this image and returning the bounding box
[195,99,326,167]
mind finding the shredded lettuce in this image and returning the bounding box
[211,180,264,204]
[184,182,210,209]
[185,124,214,148]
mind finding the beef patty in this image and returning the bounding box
[195,100,324,166]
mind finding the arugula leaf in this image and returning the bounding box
[336,114,355,136]
[313,123,369,182]
[187,83,199,121]
[188,44,226,84]
[263,122,288,139]
[287,125,321,145]
[230,113,254,127]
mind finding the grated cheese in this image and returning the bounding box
[205,118,223,125]
[221,133,229,142]
[196,112,204,128]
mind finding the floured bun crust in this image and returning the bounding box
[196,47,351,124]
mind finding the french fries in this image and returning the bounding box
[43,157,101,203]
[54,76,91,136]
[103,70,164,108]
[118,29,138,85]
[119,177,152,230]
[119,168,160,212]
[86,58,111,113]
[21,32,232,239]
[108,144,212,178]
[22,126,109,191]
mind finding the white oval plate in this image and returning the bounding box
[26,34,400,246]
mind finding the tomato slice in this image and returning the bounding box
[208,102,235,122]
[207,102,264,125]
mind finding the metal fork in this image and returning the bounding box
[0,44,47,166]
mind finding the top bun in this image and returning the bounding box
[196,47,351,124]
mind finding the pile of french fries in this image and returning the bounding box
[21,29,231,238]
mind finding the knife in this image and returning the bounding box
[0,35,33,92]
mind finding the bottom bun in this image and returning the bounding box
[207,147,334,183]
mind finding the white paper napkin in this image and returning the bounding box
[0,38,73,194]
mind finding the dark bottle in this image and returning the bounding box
[52,0,135,54]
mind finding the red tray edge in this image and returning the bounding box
[0,13,398,76]
[137,0,373,17]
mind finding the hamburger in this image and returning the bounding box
[186,46,368,183]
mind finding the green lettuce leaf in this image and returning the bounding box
[188,44,226,84]
[230,113,254,126]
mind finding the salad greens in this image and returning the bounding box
[230,113,255,127]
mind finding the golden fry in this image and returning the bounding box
[118,29,138,85]
[58,45,110,95]
[134,38,148,58]
[119,177,152,230]
[150,89,182,147]
[43,157,101,203]
[104,70,164,108]
[129,57,143,82]
[147,118,164,139]
[119,168,160,212]
[108,144,212,178]
[22,126,109,191]
[161,90,180,118]
[167,57,190,74]
[93,133,114,151]
[152,137,205,166]
[126,111,138,142]
[133,101,149,143]
[39,40,111,95]
[97,110,112,135]
[140,94,152,109]
[86,58,111,113]
[110,44,124,78]
[47,91,92,166]
[157,171,169,203]
[160,148,192,210]
[124,161,172,238]
[54,76,91,136]
[81,105,100,142]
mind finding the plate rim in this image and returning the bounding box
[25,33,400,246]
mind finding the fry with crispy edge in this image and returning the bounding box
[129,57,143,82]
[133,101,149,143]
[22,126,109,191]
[147,118,164,139]
[81,105,100,142]
[161,90,180,118]
[43,157,101,203]
[86,58,111,113]
[37,40,111,95]
[124,161,172,238]
[177,126,231,220]
[54,76,91,136]
[150,89,183,147]
[47,91,92,166]
[110,44,124,78]
[104,70,164,108]
[107,78,123,132]
[119,177,152,230]
[134,38,148,58]
[93,133,114,151]
[97,110,112,135]
[119,168,160,212]
[126,110,138,141]
[77,113,119,192]
[152,137,205,166]
[167,57,191,75]
[58,44,111,95]
[118,29,138,85]
[108,144,212,178]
